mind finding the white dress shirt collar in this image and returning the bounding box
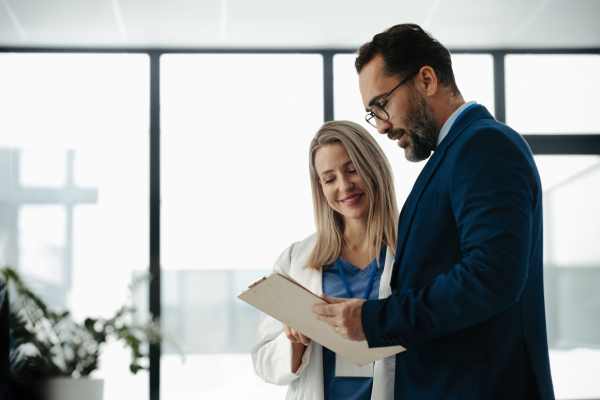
[436,101,478,148]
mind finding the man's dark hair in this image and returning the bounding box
[356,23,460,96]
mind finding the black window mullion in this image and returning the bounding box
[323,51,335,122]
[149,51,161,400]
[492,51,507,124]
[524,134,600,155]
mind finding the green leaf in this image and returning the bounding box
[130,363,144,374]
[84,318,97,331]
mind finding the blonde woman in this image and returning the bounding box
[252,121,399,400]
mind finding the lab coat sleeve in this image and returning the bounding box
[251,244,313,385]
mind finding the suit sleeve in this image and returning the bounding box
[362,128,538,347]
[251,245,313,384]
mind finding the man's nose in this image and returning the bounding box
[377,119,391,135]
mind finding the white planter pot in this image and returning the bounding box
[40,377,104,400]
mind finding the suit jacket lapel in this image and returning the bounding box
[391,105,494,288]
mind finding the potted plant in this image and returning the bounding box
[1,267,165,400]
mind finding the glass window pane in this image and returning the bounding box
[506,55,600,134]
[0,53,150,399]
[451,54,494,116]
[536,155,600,399]
[160,53,323,399]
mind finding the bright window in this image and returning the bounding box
[160,53,323,399]
[506,54,600,134]
[0,53,150,399]
[536,155,600,399]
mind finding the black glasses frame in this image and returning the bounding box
[365,70,420,128]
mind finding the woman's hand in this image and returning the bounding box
[284,324,311,346]
[284,324,310,373]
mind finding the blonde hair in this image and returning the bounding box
[306,120,399,270]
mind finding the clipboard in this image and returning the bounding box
[238,273,405,367]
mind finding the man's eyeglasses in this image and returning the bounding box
[365,71,419,129]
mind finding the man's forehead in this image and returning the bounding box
[359,54,385,84]
[358,55,394,108]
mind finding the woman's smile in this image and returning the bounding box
[340,193,364,206]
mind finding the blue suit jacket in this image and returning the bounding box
[362,105,555,400]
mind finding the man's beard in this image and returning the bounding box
[388,87,439,162]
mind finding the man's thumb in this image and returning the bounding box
[320,293,346,303]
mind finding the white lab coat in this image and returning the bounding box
[251,233,396,400]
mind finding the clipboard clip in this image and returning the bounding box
[248,276,267,289]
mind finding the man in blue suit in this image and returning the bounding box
[312,24,555,399]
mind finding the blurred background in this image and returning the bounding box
[0,0,599,399]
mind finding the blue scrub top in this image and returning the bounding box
[322,246,386,400]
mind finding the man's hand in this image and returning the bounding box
[311,294,366,341]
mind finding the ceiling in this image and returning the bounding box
[0,0,599,50]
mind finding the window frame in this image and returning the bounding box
[1,45,599,400]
